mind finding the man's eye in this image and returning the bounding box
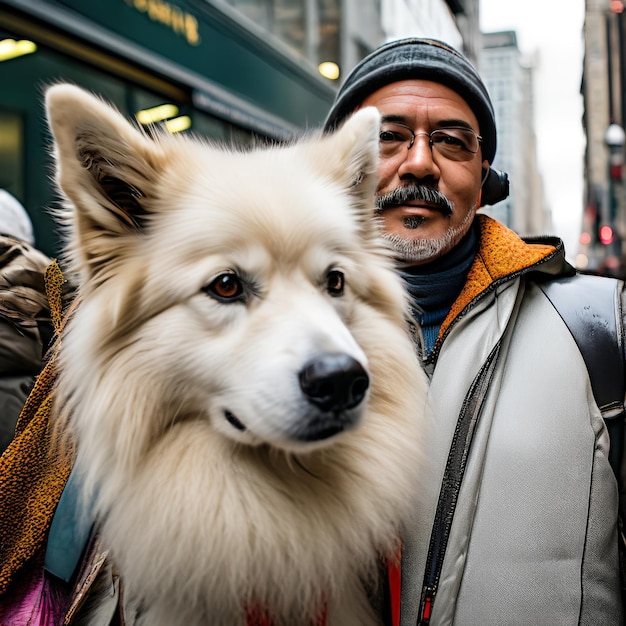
[205,272,244,301]
[327,270,345,296]
[379,130,403,142]
[434,133,463,146]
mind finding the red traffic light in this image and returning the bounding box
[600,225,614,245]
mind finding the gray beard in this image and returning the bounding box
[381,205,477,263]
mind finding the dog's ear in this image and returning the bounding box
[46,83,164,278]
[319,107,380,211]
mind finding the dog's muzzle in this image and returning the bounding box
[295,353,369,441]
[223,353,369,443]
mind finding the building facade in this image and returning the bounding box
[580,0,626,276]
[0,0,340,255]
[479,30,549,236]
[380,0,462,51]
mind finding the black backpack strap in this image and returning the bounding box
[540,273,626,608]
[539,273,625,479]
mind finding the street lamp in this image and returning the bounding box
[605,123,625,157]
[604,123,625,268]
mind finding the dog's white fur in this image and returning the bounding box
[46,84,428,626]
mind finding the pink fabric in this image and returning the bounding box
[0,556,69,626]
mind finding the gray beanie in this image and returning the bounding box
[324,38,497,163]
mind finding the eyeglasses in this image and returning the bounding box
[379,121,482,162]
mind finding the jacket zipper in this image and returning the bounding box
[416,339,502,625]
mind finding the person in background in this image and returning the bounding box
[0,189,53,454]
[324,38,625,625]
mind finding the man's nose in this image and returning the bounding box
[397,134,441,181]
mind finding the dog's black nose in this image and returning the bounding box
[299,353,369,412]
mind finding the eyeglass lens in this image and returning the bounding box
[379,123,481,162]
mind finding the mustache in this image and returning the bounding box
[375,185,454,217]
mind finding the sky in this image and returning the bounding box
[479,0,586,256]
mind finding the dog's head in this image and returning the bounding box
[46,84,414,459]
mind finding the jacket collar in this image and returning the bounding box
[436,214,570,351]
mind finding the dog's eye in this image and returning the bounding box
[326,270,344,296]
[205,272,244,302]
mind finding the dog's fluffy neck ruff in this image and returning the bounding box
[74,401,418,626]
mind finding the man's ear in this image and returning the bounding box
[481,161,490,184]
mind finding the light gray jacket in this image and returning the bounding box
[400,215,624,626]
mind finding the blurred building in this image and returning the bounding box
[0,0,339,255]
[380,0,461,55]
[0,0,480,256]
[580,0,626,276]
[454,0,481,66]
[479,30,550,236]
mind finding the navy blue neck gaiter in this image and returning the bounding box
[400,220,480,354]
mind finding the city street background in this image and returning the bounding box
[480,0,586,259]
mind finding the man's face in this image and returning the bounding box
[358,80,489,265]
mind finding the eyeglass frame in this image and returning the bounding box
[378,120,483,162]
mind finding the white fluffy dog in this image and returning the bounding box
[46,84,428,626]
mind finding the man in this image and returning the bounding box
[0,190,53,454]
[324,38,625,625]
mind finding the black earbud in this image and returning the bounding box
[481,167,510,207]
